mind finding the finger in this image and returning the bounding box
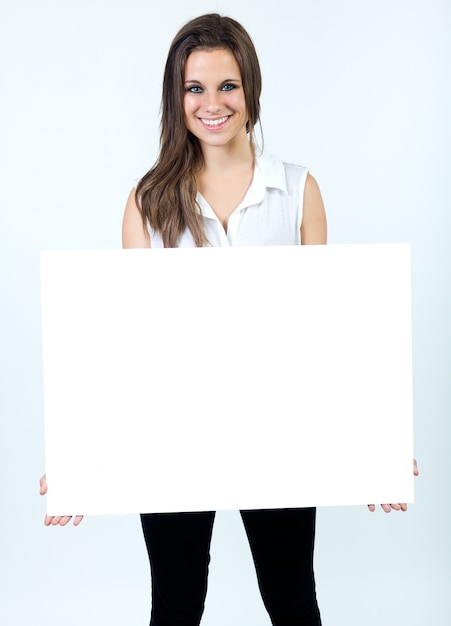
[73,515,84,526]
[44,515,53,526]
[381,504,392,513]
[413,458,419,476]
[59,517,72,526]
[39,475,48,496]
[390,503,402,511]
[368,504,376,512]
[400,503,408,511]
[51,516,64,525]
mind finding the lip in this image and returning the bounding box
[198,115,232,131]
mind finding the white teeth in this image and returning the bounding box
[202,116,229,126]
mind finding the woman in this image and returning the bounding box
[41,13,417,626]
[122,16,324,624]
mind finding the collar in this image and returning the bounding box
[255,152,289,194]
[196,152,288,218]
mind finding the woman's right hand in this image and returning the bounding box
[39,474,84,526]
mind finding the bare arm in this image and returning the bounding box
[122,188,150,249]
[299,175,418,512]
[40,190,151,527]
[300,174,327,245]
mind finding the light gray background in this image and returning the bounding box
[0,0,449,624]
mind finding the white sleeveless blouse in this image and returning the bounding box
[147,153,308,248]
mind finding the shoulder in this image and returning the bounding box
[256,152,308,194]
[122,188,150,249]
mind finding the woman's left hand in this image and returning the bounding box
[40,474,84,526]
[368,459,419,513]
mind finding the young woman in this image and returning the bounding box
[41,13,418,626]
[121,17,325,624]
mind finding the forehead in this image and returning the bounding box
[184,48,241,80]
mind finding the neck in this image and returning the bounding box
[200,137,254,175]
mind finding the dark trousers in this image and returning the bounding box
[140,508,321,626]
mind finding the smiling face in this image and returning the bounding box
[184,48,249,153]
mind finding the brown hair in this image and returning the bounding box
[135,13,262,247]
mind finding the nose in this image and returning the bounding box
[205,91,222,113]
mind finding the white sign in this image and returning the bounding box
[41,244,414,515]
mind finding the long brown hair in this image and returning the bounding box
[135,14,262,247]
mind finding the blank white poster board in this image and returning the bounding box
[41,244,414,515]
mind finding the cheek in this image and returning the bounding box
[184,95,200,115]
[229,92,247,115]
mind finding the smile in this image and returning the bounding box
[199,115,231,128]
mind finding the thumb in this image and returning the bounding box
[39,474,48,496]
[413,458,419,476]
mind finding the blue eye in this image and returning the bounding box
[221,84,236,91]
[187,86,203,93]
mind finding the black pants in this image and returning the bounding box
[140,508,321,626]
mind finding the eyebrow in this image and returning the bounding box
[184,78,242,85]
